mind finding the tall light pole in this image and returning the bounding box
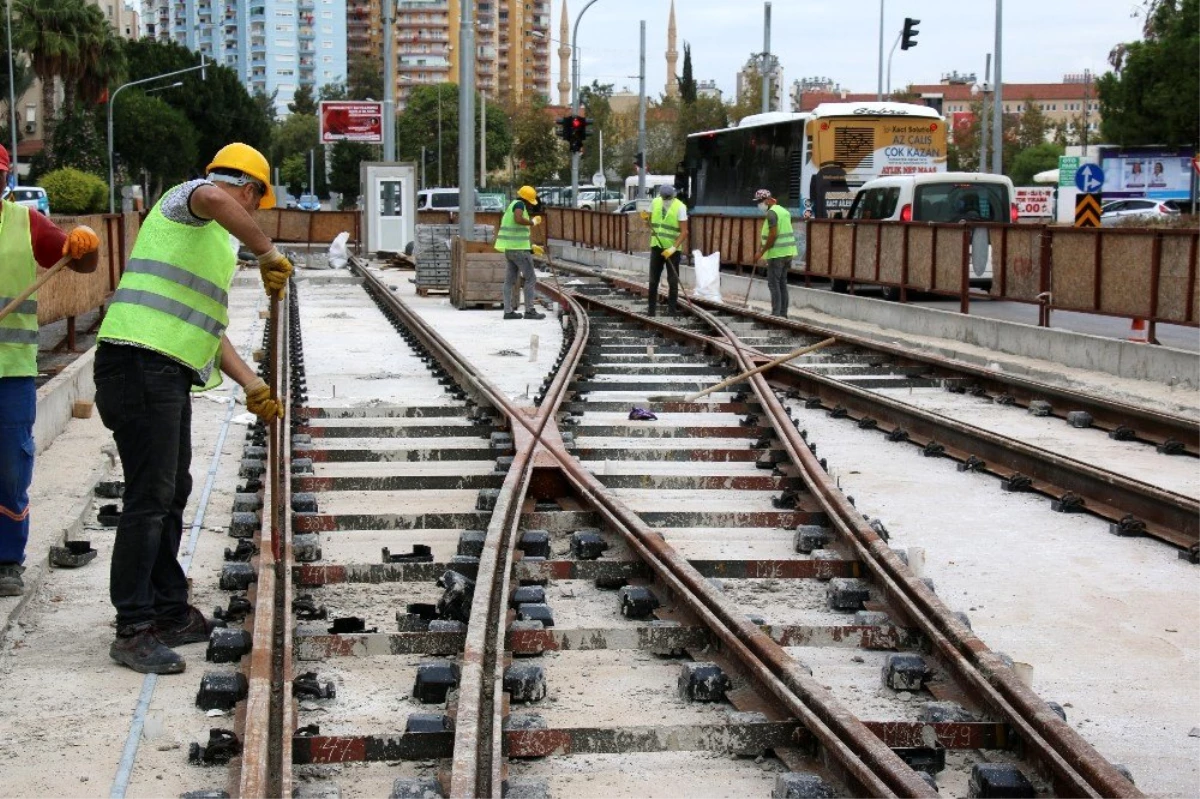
[382,0,395,161]
[479,85,486,189]
[108,57,207,213]
[457,0,475,237]
[991,0,1003,175]
[636,20,646,199]
[876,0,884,101]
[6,0,16,187]
[760,2,771,113]
[569,0,601,206]
[971,54,991,174]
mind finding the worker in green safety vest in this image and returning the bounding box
[94,143,293,675]
[751,189,798,318]
[642,184,688,316]
[0,143,101,598]
[495,185,546,320]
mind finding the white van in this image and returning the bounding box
[416,188,460,212]
[846,172,1016,296]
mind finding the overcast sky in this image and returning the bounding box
[559,0,1148,102]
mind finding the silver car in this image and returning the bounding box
[1100,198,1181,226]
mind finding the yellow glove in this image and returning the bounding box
[531,244,545,257]
[530,215,542,226]
[244,377,283,422]
[638,211,650,222]
[661,247,677,259]
[63,225,100,259]
[257,246,293,298]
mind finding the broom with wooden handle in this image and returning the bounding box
[649,337,837,403]
[0,255,71,324]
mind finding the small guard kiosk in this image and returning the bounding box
[360,161,417,255]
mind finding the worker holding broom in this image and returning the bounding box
[94,143,291,675]
[643,184,688,317]
[750,189,797,318]
[0,143,100,597]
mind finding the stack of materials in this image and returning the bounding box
[415,224,493,294]
[450,237,508,309]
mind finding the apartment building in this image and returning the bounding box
[140,0,347,113]
[388,0,550,110]
[736,53,784,112]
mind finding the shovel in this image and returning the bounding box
[649,337,837,403]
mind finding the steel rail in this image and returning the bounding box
[566,279,1198,550]
[696,301,1142,798]
[554,278,1142,793]
[351,260,938,795]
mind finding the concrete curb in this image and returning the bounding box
[34,344,97,457]
[554,243,1199,388]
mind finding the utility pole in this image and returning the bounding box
[570,0,601,210]
[978,54,991,174]
[382,0,395,161]
[637,19,646,199]
[991,0,1003,175]
[6,0,17,187]
[308,149,315,196]
[1081,68,1090,158]
[760,2,771,113]
[876,0,884,101]
[480,86,487,189]
[457,0,476,237]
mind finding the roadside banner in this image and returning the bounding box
[1014,187,1055,218]
[319,101,384,144]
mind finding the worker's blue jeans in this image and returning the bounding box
[0,376,36,565]
[94,344,193,630]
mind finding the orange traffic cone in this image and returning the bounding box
[1128,318,1150,343]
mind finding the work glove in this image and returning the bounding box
[63,225,100,259]
[257,246,294,298]
[531,244,545,257]
[530,215,542,226]
[244,377,283,422]
[639,211,650,222]
[661,247,677,260]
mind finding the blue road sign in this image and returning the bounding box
[1075,163,1104,194]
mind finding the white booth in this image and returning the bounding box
[360,162,417,255]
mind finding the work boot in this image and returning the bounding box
[524,310,546,320]
[110,624,186,674]
[503,312,522,320]
[0,563,24,597]
[647,306,656,318]
[157,605,222,647]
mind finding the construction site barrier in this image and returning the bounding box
[251,209,361,246]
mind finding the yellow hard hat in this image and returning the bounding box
[206,143,276,209]
[518,185,537,204]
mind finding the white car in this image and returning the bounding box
[1100,198,1181,226]
[8,186,49,215]
[846,171,1017,297]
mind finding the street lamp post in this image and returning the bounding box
[971,55,992,174]
[382,0,395,161]
[456,0,475,237]
[6,0,17,187]
[569,0,601,205]
[108,58,207,212]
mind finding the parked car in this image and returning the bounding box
[615,200,639,214]
[9,186,49,215]
[575,188,622,211]
[1100,198,1181,226]
[476,193,506,212]
[297,194,321,212]
[416,188,460,212]
[846,171,1016,298]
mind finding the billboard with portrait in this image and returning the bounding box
[320,101,384,144]
[1100,146,1195,200]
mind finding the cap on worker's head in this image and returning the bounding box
[518,185,538,203]
[0,143,9,173]
[753,189,772,203]
[206,143,275,209]
[658,184,677,198]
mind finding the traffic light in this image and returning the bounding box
[568,115,589,153]
[633,152,645,172]
[556,115,575,141]
[900,17,920,50]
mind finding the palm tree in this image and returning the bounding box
[13,0,95,145]
[68,5,125,109]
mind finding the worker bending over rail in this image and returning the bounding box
[0,144,101,596]
[751,189,798,318]
[643,184,688,316]
[496,185,546,320]
[94,143,292,675]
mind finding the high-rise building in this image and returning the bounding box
[347,0,381,60]
[140,0,347,113]
[387,0,550,111]
[737,53,784,112]
[696,80,721,102]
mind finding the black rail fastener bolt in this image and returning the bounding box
[436,570,476,623]
[773,487,801,509]
[196,672,249,712]
[882,653,930,691]
[957,455,986,473]
[504,663,548,703]
[510,585,546,607]
[571,529,609,560]
[968,763,1035,798]
[292,595,328,621]
[1109,515,1147,538]
[382,544,434,563]
[1028,400,1053,417]
[803,397,822,410]
[518,530,552,559]
[404,713,451,734]
[922,442,945,458]
[827,406,848,419]
[1180,544,1199,565]
[826,578,871,611]
[618,585,659,619]
[751,434,772,451]
[868,518,890,541]
[773,773,837,798]
[794,525,832,554]
[206,628,253,663]
[677,662,731,703]
[294,671,336,700]
[1001,473,1033,493]
[517,603,555,627]
[1051,492,1086,514]
[1108,425,1136,441]
[994,393,1016,406]
[218,563,257,591]
[223,539,257,563]
[328,616,377,635]
[188,729,241,766]
[886,428,909,443]
[857,417,878,430]
[213,595,252,624]
[48,540,97,568]
[1066,411,1094,429]
[946,382,967,394]
[1157,439,1186,456]
[413,660,461,704]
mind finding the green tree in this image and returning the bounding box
[1098,0,1198,147]
[479,94,512,178]
[288,84,317,116]
[319,80,347,102]
[113,91,198,202]
[30,103,107,179]
[1008,141,1064,186]
[253,88,278,125]
[279,152,308,198]
[511,95,565,186]
[396,83,459,185]
[15,0,104,147]
[579,80,616,179]
[329,140,373,207]
[1016,97,1050,149]
[679,43,696,104]
[41,166,106,212]
[270,112,318,173]
[347,53,383,101]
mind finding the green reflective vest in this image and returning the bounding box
[98,187,236,388]
[761,204,798,259]
[649,196,682,250]
[0,201,38,378]
[494,200,531,252]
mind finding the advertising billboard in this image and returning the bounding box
[1014,187,1055,218]
[319,101,384,144]
[1099,146,1195,201]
